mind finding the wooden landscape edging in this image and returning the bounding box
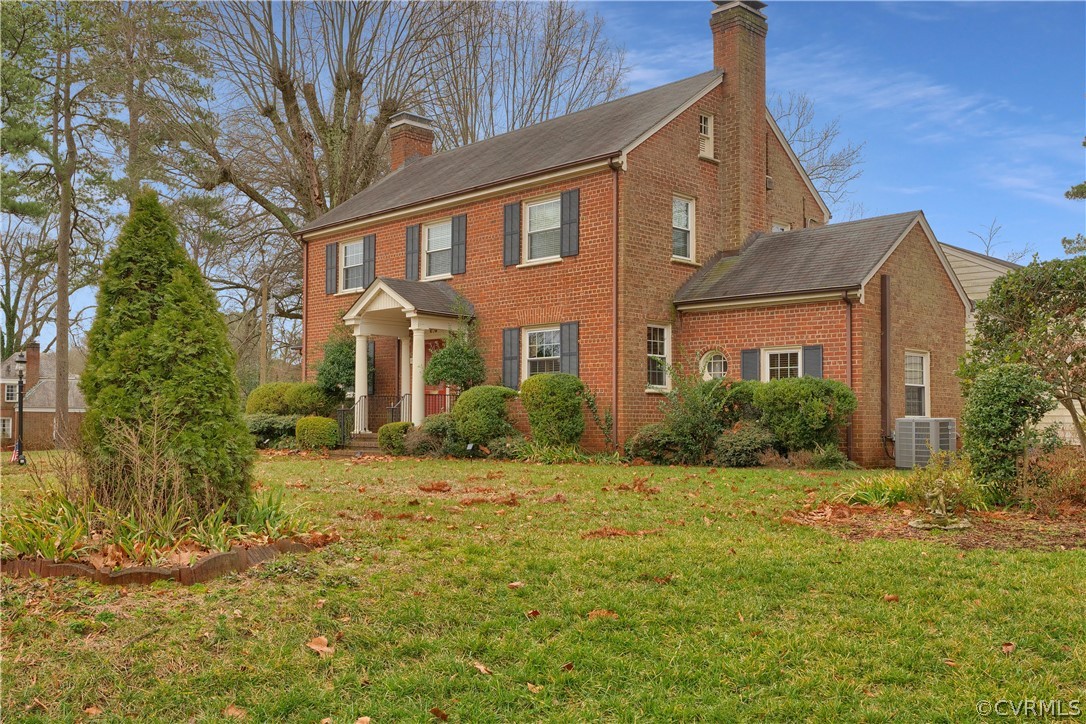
[0,538,313,586]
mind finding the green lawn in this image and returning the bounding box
[2,455,1084,722]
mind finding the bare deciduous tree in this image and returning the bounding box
[968,217,1035,263]
[770,91,865,207]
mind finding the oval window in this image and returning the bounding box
[701,351,728,380]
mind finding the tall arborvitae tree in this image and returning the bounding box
[81,191,253,512]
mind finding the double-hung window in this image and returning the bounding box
[765,348,801,380]
[525,197,561,262]
[672,196,693,260]
[0,418,11,438]
[698,114,714,159]
[341,241,367,291]
[424,220,452,279]
[525,328,561,376]
[905,351,929,416]
[647,325,670,389]
[4,384,16,403]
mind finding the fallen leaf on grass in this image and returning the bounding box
[527,683,544,693]
[356,718,372,724]
[588,609,618,620]
[430,707,449,721]
[315,599,326,609]
[473,661,493,675]
[84,706,104,716]
[943,659,957,667]
[508,581,526,589]
[561,662,575,671]
[222,705,245,718]
[581,526,661,539]
[419,481,452,493]
[306,635,335,657]
[526,609,541,618]
[1001,642,1016,655]
[883,594,899,603]
[540,493,567,504]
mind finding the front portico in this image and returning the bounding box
[341,277,471,432]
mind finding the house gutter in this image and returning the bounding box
[610,160,621,448]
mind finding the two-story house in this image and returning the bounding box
[297,0,969,466]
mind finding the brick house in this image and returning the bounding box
[0,343,86,451]
[297,0,969,466]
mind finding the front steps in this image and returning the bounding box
[346,432,380,454]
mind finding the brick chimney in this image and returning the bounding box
[23,342,41,390]
[389,112,435,172]
[711,0,769,249]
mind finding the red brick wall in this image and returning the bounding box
[852,223,967,466]
[0,406,84,451]
[766,128,826,231]
[390,125,434,172]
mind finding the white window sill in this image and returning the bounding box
[334,288,364,297]
[699,155,720,165]
[645,386,670,395]
[422,273,453,282]
[516,257,562,269]
[671,257,700,267]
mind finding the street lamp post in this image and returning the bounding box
[14,351,26,465]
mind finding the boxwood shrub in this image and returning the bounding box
[247,382,337,416]
[378,421,414,455]
[295,416,340,450]
[714,422,777,467]
[519,373,586,446]
[753,377,857,452]
[244,414,302,448]
[625,422,682,464]
[451,385,517,446]
[245,382,294,415]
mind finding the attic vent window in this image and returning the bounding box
[698,114,714,159]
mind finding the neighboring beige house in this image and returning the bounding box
[941,243,1078,444]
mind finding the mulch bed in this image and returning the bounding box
[0,532,339,586]
[783,502,1086,551]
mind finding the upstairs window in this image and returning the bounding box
[4,384,16,403]
[905,351,929,417]
[698,114,714,158]
[526,327,561,376]
[525,197,561,261]
[341,241,367,291]
[672,196,693,260]
[424,220,452,278]
[771,221,792,233]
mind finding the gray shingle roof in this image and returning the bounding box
[675,211,922,304]
[379,277,473,317]
[299,70,723,235]
[23,378,86,411]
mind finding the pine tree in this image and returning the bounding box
[81,191,253,513]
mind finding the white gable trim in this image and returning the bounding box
[616,74,725,170]
[766,110,832,221]
[342,279,416,321]
[859,212,972,314]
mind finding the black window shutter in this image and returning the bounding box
[741,349,760,381]
[325,242,339,294]
[362,234,376,288]
[451,214,467,275]
[503,203,521,267]
[560,189,580,257]
[560,321,580,377]
[802,345,823,378]
[502,328,521,389]
[405,225,420,281]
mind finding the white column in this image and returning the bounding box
[399,337,411,402]
[354,331,369,433]
[411,327,426,425]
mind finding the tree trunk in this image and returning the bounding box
[52,35,76,446]
[259,276,269,386]
[1061,397,1086,450]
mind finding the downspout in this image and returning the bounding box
[881,274,894,460]
[610,162,621,448]
[844,291,854,461]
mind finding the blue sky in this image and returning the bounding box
[592,0,1085,260]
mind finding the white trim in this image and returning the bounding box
[761,346,803,382]
[698,113,715,160]
[340,239,368,293]
[616,74,724,169]
[515,257,563,270]
[904,349,931,418]
[671,194,695,262]
[646,323,672,392]
[422,218,453,281]
[3,384,17,403]
[700,350,728,381]
[300,160,611,241]
[676,290,859,312]
[523,194,562,264]
[771,221,792,233]
[522,325,561,381]
[766,110,832,221]
[858,212,972,315]
[342,279,415,321]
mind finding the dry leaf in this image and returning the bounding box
[561,661,575,671]
[315,599,326,609]
[527,683,543,694]
[356,718,372,724]
[84,706,104,716]
[943,659,957,667]
[306,635,335,657]
[321,719,332,724]
[223,704,246,718]
[883,594,899,603]
[588,609,618,620]
[508,581,526,590]
[526,609,541,618]
[1001,642,1016,655]
[473,661,493,675]
[737,611,745,623]
[430,707,450,721]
